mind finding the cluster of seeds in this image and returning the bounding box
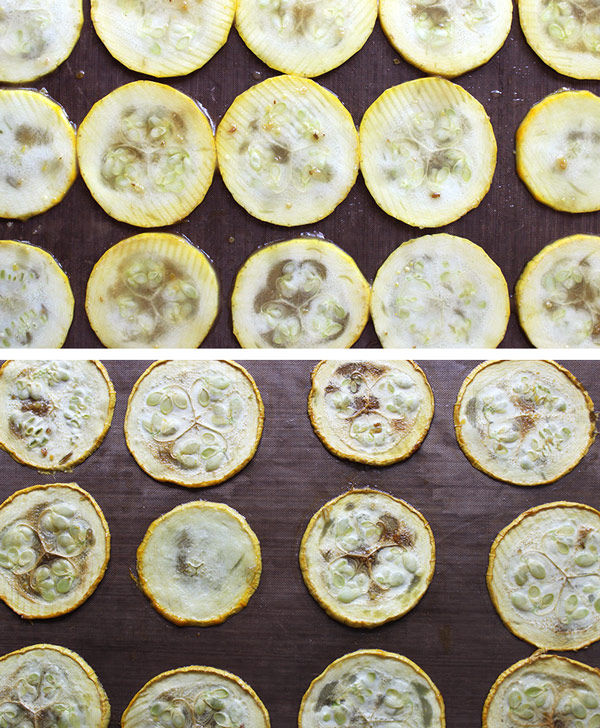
[541,0,600,51]
[411,0,494,47]
[257,0,346,43]
[0,6,51,60]
[115,0,202,56]
[149,685,247,728]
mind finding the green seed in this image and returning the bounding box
[160,397,173,415]
[576,552,597,568]
[147,392,161,406]
[508,691,521,709]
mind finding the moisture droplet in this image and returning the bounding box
[76,70,85,79]
[252,71,262,80]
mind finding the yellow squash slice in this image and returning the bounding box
[85,232,219,349]
[0,483,110,619]
[91,0,235,77]
[517,90,600,213]
[379,0,512,77]
[360,77,496,228]
[122,666,270,728]
[0,89,76,220]
[371,234,509,348]
[0,240,74,348]
[216,74,359,226]
[299,649,445,728]
[0,360,116,471]
[300,489,435,628]
[124,360,264,488]
[77,82,216,227]
[454,360,596,486]
[235,0,377,77]
[137,501,261,625]
[231,237,370,348]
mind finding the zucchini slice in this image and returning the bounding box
[235,0,377,77]
[0,0,82,83]
[0,240,74,348]
[308,360,434,466]
[359,77,497,228]
[379,0,512,77]
[85,232,218,349]
[299,489,435,628]
[0,483,110,619]
[488,502,600,651]
[454,360,596,486]
[231,237,369,348]
[91,0,235,78]
[124,360,264,488]
[0,89,76,220]
[371,233,509,348]
[0,360,116,472]
[137,501,261,626]
[216,74,359,226]
[299,650,445,728]
[516,90,600,213]
[77,81,216,227]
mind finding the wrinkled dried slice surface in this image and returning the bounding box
[359,77,496,228]
[516,90,600,213]
[0,360,115,471]
[0,90,76,220]
[77,81,216,227]
[124,360,264,487]
[300,489,435,628]
[371,234,509,347]
[454,360,595,485]
[231,238,369,348]
[216,74,358,226]
[299,649,445,728]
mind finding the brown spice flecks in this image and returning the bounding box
[324,384,339,394]
[391,418,408,433]
[517,414,535,434]
[21,400,50,416]
[335,362,388,378]
[577,525,592,549]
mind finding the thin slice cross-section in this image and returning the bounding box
[231,237,370,348]
[216,74,359,226]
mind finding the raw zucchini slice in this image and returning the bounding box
[308,360,434,466]
[124,360,264,488]
[0,360,116,471]
[516,90,600,213]
[0,89,76,220]
[0,483,110,619]
[454,360,596,486]
[488,502,600,651]
[216,74,359,226]
[359,77,497,228]
[371,233,509,348]
[0,240,74,348]
[91,0,235,77]
[0,0,82,83]
[137,501,261,625]
[300,489,435,628]
[516,233,600,348]
[77,81,216,227]
[235,0,377,77]
[85,232,218,349]
[122,667,270,728]
[379,0,512,77]
[299,650,445,728]
[231,237,370,348]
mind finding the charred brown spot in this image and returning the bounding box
[21,400,51,416]
[335,363,389,378]
[324,384,339,395]
[517,414,536,434]
[577,525,592,548]
[391,419,408,433]
[271,142,290,163]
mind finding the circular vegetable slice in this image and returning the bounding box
[371,234,509,348]
[0,0,82,83]
[379,0,512,77]
[137,501,261,625]
[360,77,497,228]
[300,489,435,628]
[0,483,110,619]
[122,666,270,728]
[308,360,434,466]
[235,0,377,77]
[86,232,219,349]
[0,89,76,220]
[231,237,370,348]
[124,360,264,487]
[0,240,74,348]
[216,74,359,226]
[0,360,115,472]
[77,81,216,227]
[454,360,595,486]
[299,649,445,728]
